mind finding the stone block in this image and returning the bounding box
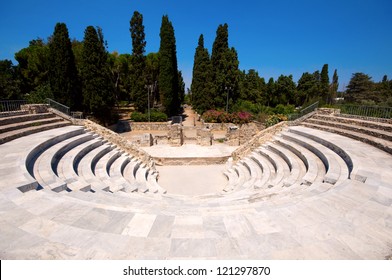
[140,133,153,147]
[168,124,183,146]
[21,104,49,114]
[196,128,213,146]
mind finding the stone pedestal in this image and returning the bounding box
[140,133,153,147]
[197,128,213,146]
[168,124,183,146]
[226,125,240,146]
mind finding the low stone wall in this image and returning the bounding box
[21,104,49,114]
[226,122,259,146]
[129,122,171,131]
[83,120,154,168]
[153,156,230,166]
[203,123,233,131]
[231,121,288,161]
[317,108,341,115]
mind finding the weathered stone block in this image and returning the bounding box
[21,104,49,114]
[196,128,213,146]
[168,124,183,146]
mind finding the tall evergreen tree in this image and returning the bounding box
[80,26,114,124]
[346,73,374,104]
[297,72,320,105]
[331,69,339,103]
[48,23,81,109]
[210,23,240,110]
[320,64,330,104]
[158,15,180,116]
[191,34,213,113]
[178,70,185,104]
[266,77,276,107]
[129,11,147,112]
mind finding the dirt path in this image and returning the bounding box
[182,105,203,126]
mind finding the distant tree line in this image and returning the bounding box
[2,14,392,125]
[0,11,184,124]
[190,23,392,115]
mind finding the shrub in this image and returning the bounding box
[231,111,253,124]
[150,111,168,122]
[265,114,287,127]
[202,110,222,123]
[130,111,168,122]
[202,109,253,124]
[131,111,148,122]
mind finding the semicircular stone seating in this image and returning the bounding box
[0,108,392,260]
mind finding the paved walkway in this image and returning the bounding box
[142,143,237,158]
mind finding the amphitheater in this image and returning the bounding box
[0,102,392,260]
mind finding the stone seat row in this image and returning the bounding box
[222,126,353,197]
[303,113,392,155]
[0,125,165,196]
[0,112,70,144]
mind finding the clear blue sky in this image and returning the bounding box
[1,0,391,91]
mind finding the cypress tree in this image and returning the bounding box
[80,26,114,125]
[158,15,180,116]
[211,24,229,108]
[211,23,239,110]
[178,70,185,105]
[331,69,339,103]
[129,11,147,112]
[320,64,330,104]
[191,34,213,113]
[48,22,81,109]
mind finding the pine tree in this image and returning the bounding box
[48,23,81,109]
[191,34,213,113]
[80,26,114,125]
[320,64,330,104]
[346,73,374,103]
[129,11,147,112]
[158,15,180,116]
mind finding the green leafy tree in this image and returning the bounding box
[14,39,49,94]
[297,72,320,105]
[275,75,296,105]
[158,15,180,116]
[266,77,276,106]
[80,26,114,125]
[239,69,266,104]
[145,52,160,105]
[48,22,81,109]
[129,11,147,112]
[0,60,22,99]
[191,34,213,113]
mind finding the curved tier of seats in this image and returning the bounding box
[0,112,392,259]
[0,125,165,197]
